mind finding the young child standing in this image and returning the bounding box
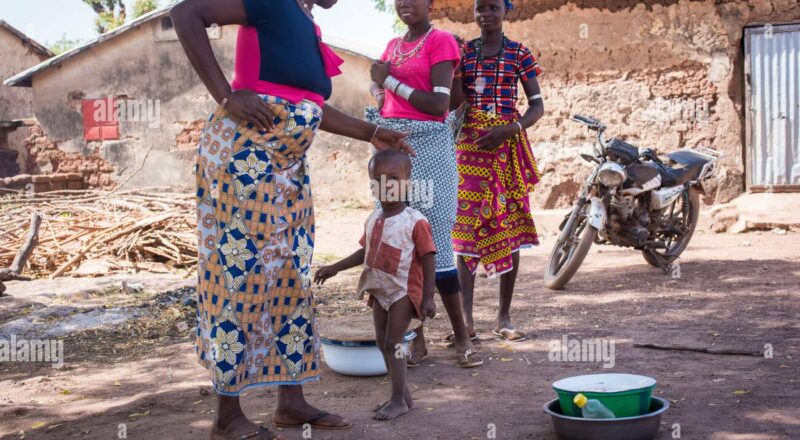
[315,149,437,421]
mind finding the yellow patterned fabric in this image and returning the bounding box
[195,95,322,395]
[452,108,540,276]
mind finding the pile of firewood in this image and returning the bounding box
[0,188,197,280]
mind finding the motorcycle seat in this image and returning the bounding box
[659,150,709,187]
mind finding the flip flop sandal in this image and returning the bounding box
[273,411,352,431]
[492,328,527,342]
[456,349,483,368]
[443,332,479,342]
[406,352,429,368]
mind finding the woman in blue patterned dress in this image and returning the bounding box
[172,0,412,438]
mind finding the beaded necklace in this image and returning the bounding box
[391,25,434,65]
[475,34,509,65]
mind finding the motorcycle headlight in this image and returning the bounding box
[597,162,627,187]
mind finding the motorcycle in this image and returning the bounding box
[544,115,722,290]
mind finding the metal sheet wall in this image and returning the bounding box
[746,24,800,187]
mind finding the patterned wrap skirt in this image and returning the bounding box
[366,108,459,274]
[195,95,322,396]
[452,108,541,276]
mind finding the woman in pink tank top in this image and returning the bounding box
[367,0,483,371]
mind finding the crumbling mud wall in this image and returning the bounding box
[24,124,116,189]
[433,0,800,207]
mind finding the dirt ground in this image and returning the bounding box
[1,207,798,440]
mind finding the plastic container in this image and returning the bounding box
[552,374,656,417]
[574,393,616,419]
[543,397,669,440]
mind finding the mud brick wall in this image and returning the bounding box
[0,173,85,193]
[24,124,116,189]
[432,0,800,207]
[173,120,206,152]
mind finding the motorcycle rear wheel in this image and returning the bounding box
[642,187,700,268]
[544,209,598,290]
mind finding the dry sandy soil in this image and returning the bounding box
[0,207,798,440]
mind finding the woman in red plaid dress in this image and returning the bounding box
[451,0,544,343]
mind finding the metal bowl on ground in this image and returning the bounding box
[543,397,670,440]
[319,330,416,376]
[318,315,419,376]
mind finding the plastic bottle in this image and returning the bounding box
[573,393,616,419]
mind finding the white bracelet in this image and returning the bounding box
[433,86,451,96]
[384,76,401,93]
[515,121,524,133]
[527,94,542,102]
[396,83,415,101]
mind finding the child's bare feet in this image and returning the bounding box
[374,400,409,421]
[372,387,413,412]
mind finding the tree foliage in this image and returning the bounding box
[83,0,162,34]
[83,0,127,34]
[133,0,159,18]
[49,34,84,55]
[370,0,405,34]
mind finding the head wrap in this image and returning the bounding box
[504,0,514,10]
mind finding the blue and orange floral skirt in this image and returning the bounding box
[194,95,322,395]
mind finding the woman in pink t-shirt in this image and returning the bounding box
[366,0,483,369]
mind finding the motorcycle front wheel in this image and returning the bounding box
[544,206,598,290]
[642,187,701,268]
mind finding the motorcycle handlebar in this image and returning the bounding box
[572,114,597,125]
[571,115,605,131]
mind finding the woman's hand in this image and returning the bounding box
[372,127,416,156]
[370,61,392,85]
[475,124,519,150]
[226,89,276,132]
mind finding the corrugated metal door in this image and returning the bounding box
[745,24,800,189]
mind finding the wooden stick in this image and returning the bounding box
[0,212,41,281]
[633,343,763,357]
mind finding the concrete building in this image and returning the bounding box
[0,20,54,178]
[432,0,800,207]
[3,6,377,204]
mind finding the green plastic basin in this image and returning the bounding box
[552,374,656,418]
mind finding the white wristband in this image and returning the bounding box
[433,86,451,96]
[384,76,401,93]
[527,94,542,102]
[396,83,415,100]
